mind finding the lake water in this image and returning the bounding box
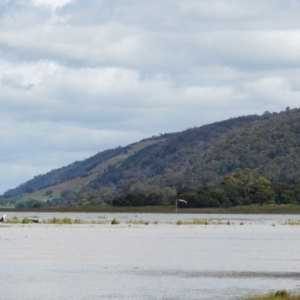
[1,213,300,299]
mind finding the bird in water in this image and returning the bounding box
[0,214,6,222]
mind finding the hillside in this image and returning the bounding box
[3,137,170,198]
[3,107,300,207]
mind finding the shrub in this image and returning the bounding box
[44,190,53,196]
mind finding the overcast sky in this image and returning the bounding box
[0,0,300,193]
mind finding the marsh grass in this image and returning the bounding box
[91,220,105,224]
[3,217,114,225]
[284,219,300,225]
[244,290,300,300]
[73,218,83,224]
[193,219,209,225]
[46,217,76,224]
[126,219,149,225]
[5,216,19,223]
[177,219,207,225]
[176,219,231,225]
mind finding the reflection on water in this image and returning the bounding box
[1,213,300,300]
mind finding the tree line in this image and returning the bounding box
[11,168,300,208]
[111,168,300,208]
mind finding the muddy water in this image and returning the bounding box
[1,214,300,299]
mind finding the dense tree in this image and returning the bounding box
[249,176,275,206]
[145,192,163,206]
[112,192,163,207]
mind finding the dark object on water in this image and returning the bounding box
[0,214,6,222]
[28,218,42,223]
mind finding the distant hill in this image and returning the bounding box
[4,107,300,207]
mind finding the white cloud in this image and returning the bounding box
[30,0,73,10]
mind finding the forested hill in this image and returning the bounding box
[3,107,300,207]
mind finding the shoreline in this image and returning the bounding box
[2,204,300,214]
[1,213,300,226]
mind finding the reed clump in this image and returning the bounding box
[22,217,30,224]
[111,218,120,225]
[47,217,73,224]
[244,290,300,300]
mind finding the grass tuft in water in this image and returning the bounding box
[176,220,183,225]
[111,218,120,225]
[22,217,30,224]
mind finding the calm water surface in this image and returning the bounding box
[1,213,300,299]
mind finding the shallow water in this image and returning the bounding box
[1,214,300,299]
